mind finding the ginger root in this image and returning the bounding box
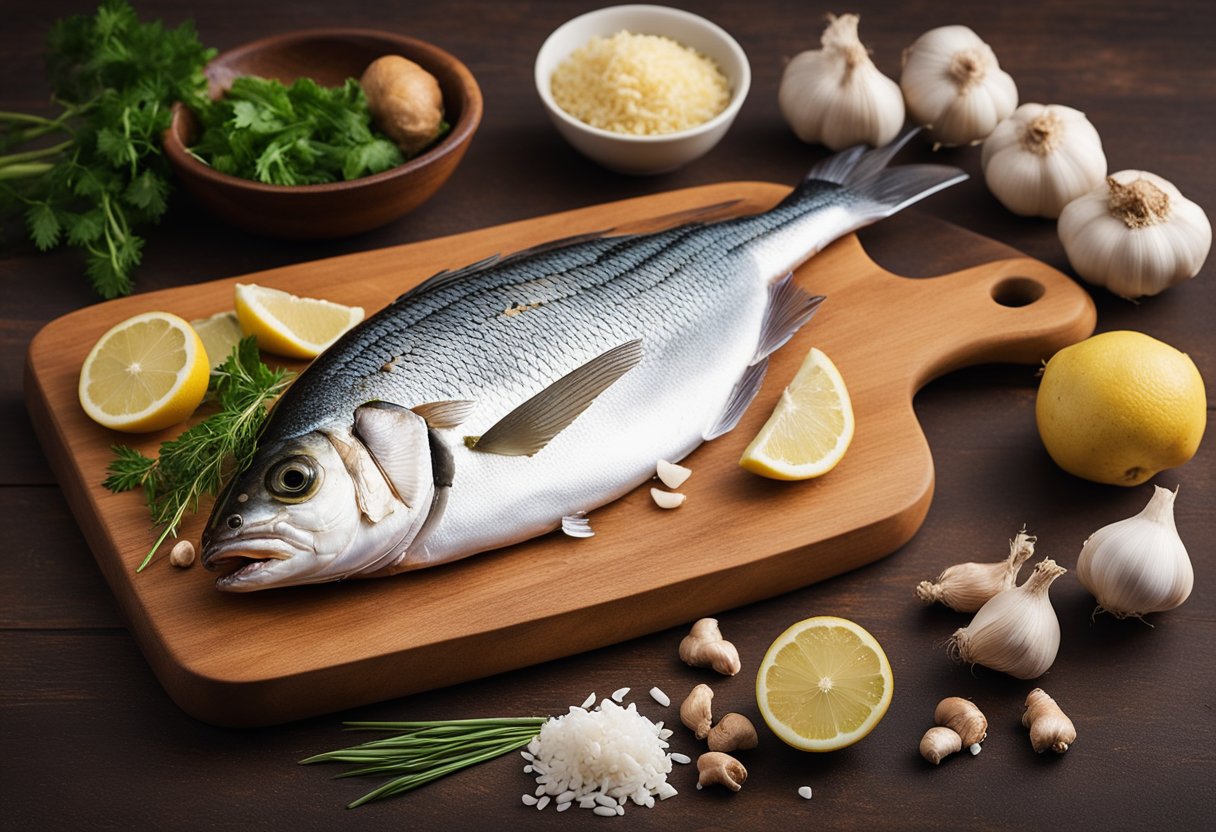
[679,618,741,676]
[919,726,962,765]
[360,55,444,156]
[934,697,987,747]
[707,713,759,753]
[680,683,714,739]
[1022,688,1076,754]
[696,751,747,791]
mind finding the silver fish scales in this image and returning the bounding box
[201,133,965,591]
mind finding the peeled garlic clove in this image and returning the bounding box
[778,13,906,150]
[656,459,692,489]
[900,25,1018,147]
[919,726,962,765]
[1058,170,1212,299]
[1077,486,1193,619]
[981,103,1107,218]
[651,488,686,509]
[916,527,1036,612]
[948,559,1066,679]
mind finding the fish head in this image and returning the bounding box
[202,402,441,591]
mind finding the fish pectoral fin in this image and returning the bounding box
[353,402,433,509]
[470,339,644,457]
[753,273,825,363]
[704,357,769,441]
[412,399,476,429]
[561,512,594,539]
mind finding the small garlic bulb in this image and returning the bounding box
[778,13,905,150]
[916,527,1036,612]
[948,559,1067,679]
[981,104,1107,218]
[1077,486,1193,620]
[1058,170,1212,298]
[900,25,1018,147]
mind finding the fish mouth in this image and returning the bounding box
[202,536,305,584]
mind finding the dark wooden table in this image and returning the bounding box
[3,1,1212,829]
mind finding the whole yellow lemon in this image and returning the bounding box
[1036,331,1206,486]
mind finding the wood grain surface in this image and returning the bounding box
[24,183,1094,726]
[2,0,1212,829]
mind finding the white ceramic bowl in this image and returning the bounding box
[534,5,750,175]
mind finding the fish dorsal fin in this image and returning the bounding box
[412,399,476,429]
[469,339,644,457]
[395,254,502,303]
[753,274,825,363]
[323,428,397,523]
[704,357,769,441]
[353,402,432,509]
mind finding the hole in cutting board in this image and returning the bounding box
[991,277,1046,307]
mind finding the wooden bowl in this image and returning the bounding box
[163,29,482,239]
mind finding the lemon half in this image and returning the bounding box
[234,283,364,359]
[78,311,210,433]
[740,347,855,480]
[756,616,893,752]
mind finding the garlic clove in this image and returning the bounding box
[1059,170,1212,298]
[900,25,1018,147]
[947,559,1066,679]
[778,13,906,150]
[650,488,686,509]
[1077,485,1193,619]
[656,459,692,489]
[916,527,1036,612]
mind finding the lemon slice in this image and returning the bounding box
[234,283,364,359]
[756,616,893,752]
[739,347,854,480]
[78,311,210,433]
[191,311,245,369]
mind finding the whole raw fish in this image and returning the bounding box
[201,134,964,591]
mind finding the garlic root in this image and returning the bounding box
[1022,688,1076,754]
[919,726,963,765]
[916,527,1036,612]
[933,697,987,747]
[679,618,741,676]
[707,713,759,753]
[697,751,747,791]
[680,683,714,739]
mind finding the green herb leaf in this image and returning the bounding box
[25,201,61,250]
[103,337,293,568]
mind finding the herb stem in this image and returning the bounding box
[0,162,54,180]
[0,140,72,167]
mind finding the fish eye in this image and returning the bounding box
[266,455,321,502]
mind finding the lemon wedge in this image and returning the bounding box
[78,311,210,433]
[234,283,364,359]
[756,616,893,752]
[191,311,245,369]
[739,347,854,480]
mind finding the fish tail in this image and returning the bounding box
[794,126,968,221]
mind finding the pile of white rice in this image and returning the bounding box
[520,693,682,815]
[550,31,730,136]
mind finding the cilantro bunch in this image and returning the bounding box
[0,0,214,298]
[190,76,404,186]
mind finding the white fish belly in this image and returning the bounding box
[413,261,772,567]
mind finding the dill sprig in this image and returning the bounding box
[103,337,292,570]
[301,717,547,809]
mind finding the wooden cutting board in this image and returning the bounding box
[24,182,1095,727]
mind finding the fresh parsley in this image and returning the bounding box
[191,76,404,186]
[104,337,293,571]
[0,0,214,298]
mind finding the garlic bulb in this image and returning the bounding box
[1077,486,1193,619]
[916,527,1036,612]
[948,559,1066,679]
[1058,170,1212,298]
[778,13,905,150]
[981,104,1107,218]
[900,25,1018,147]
